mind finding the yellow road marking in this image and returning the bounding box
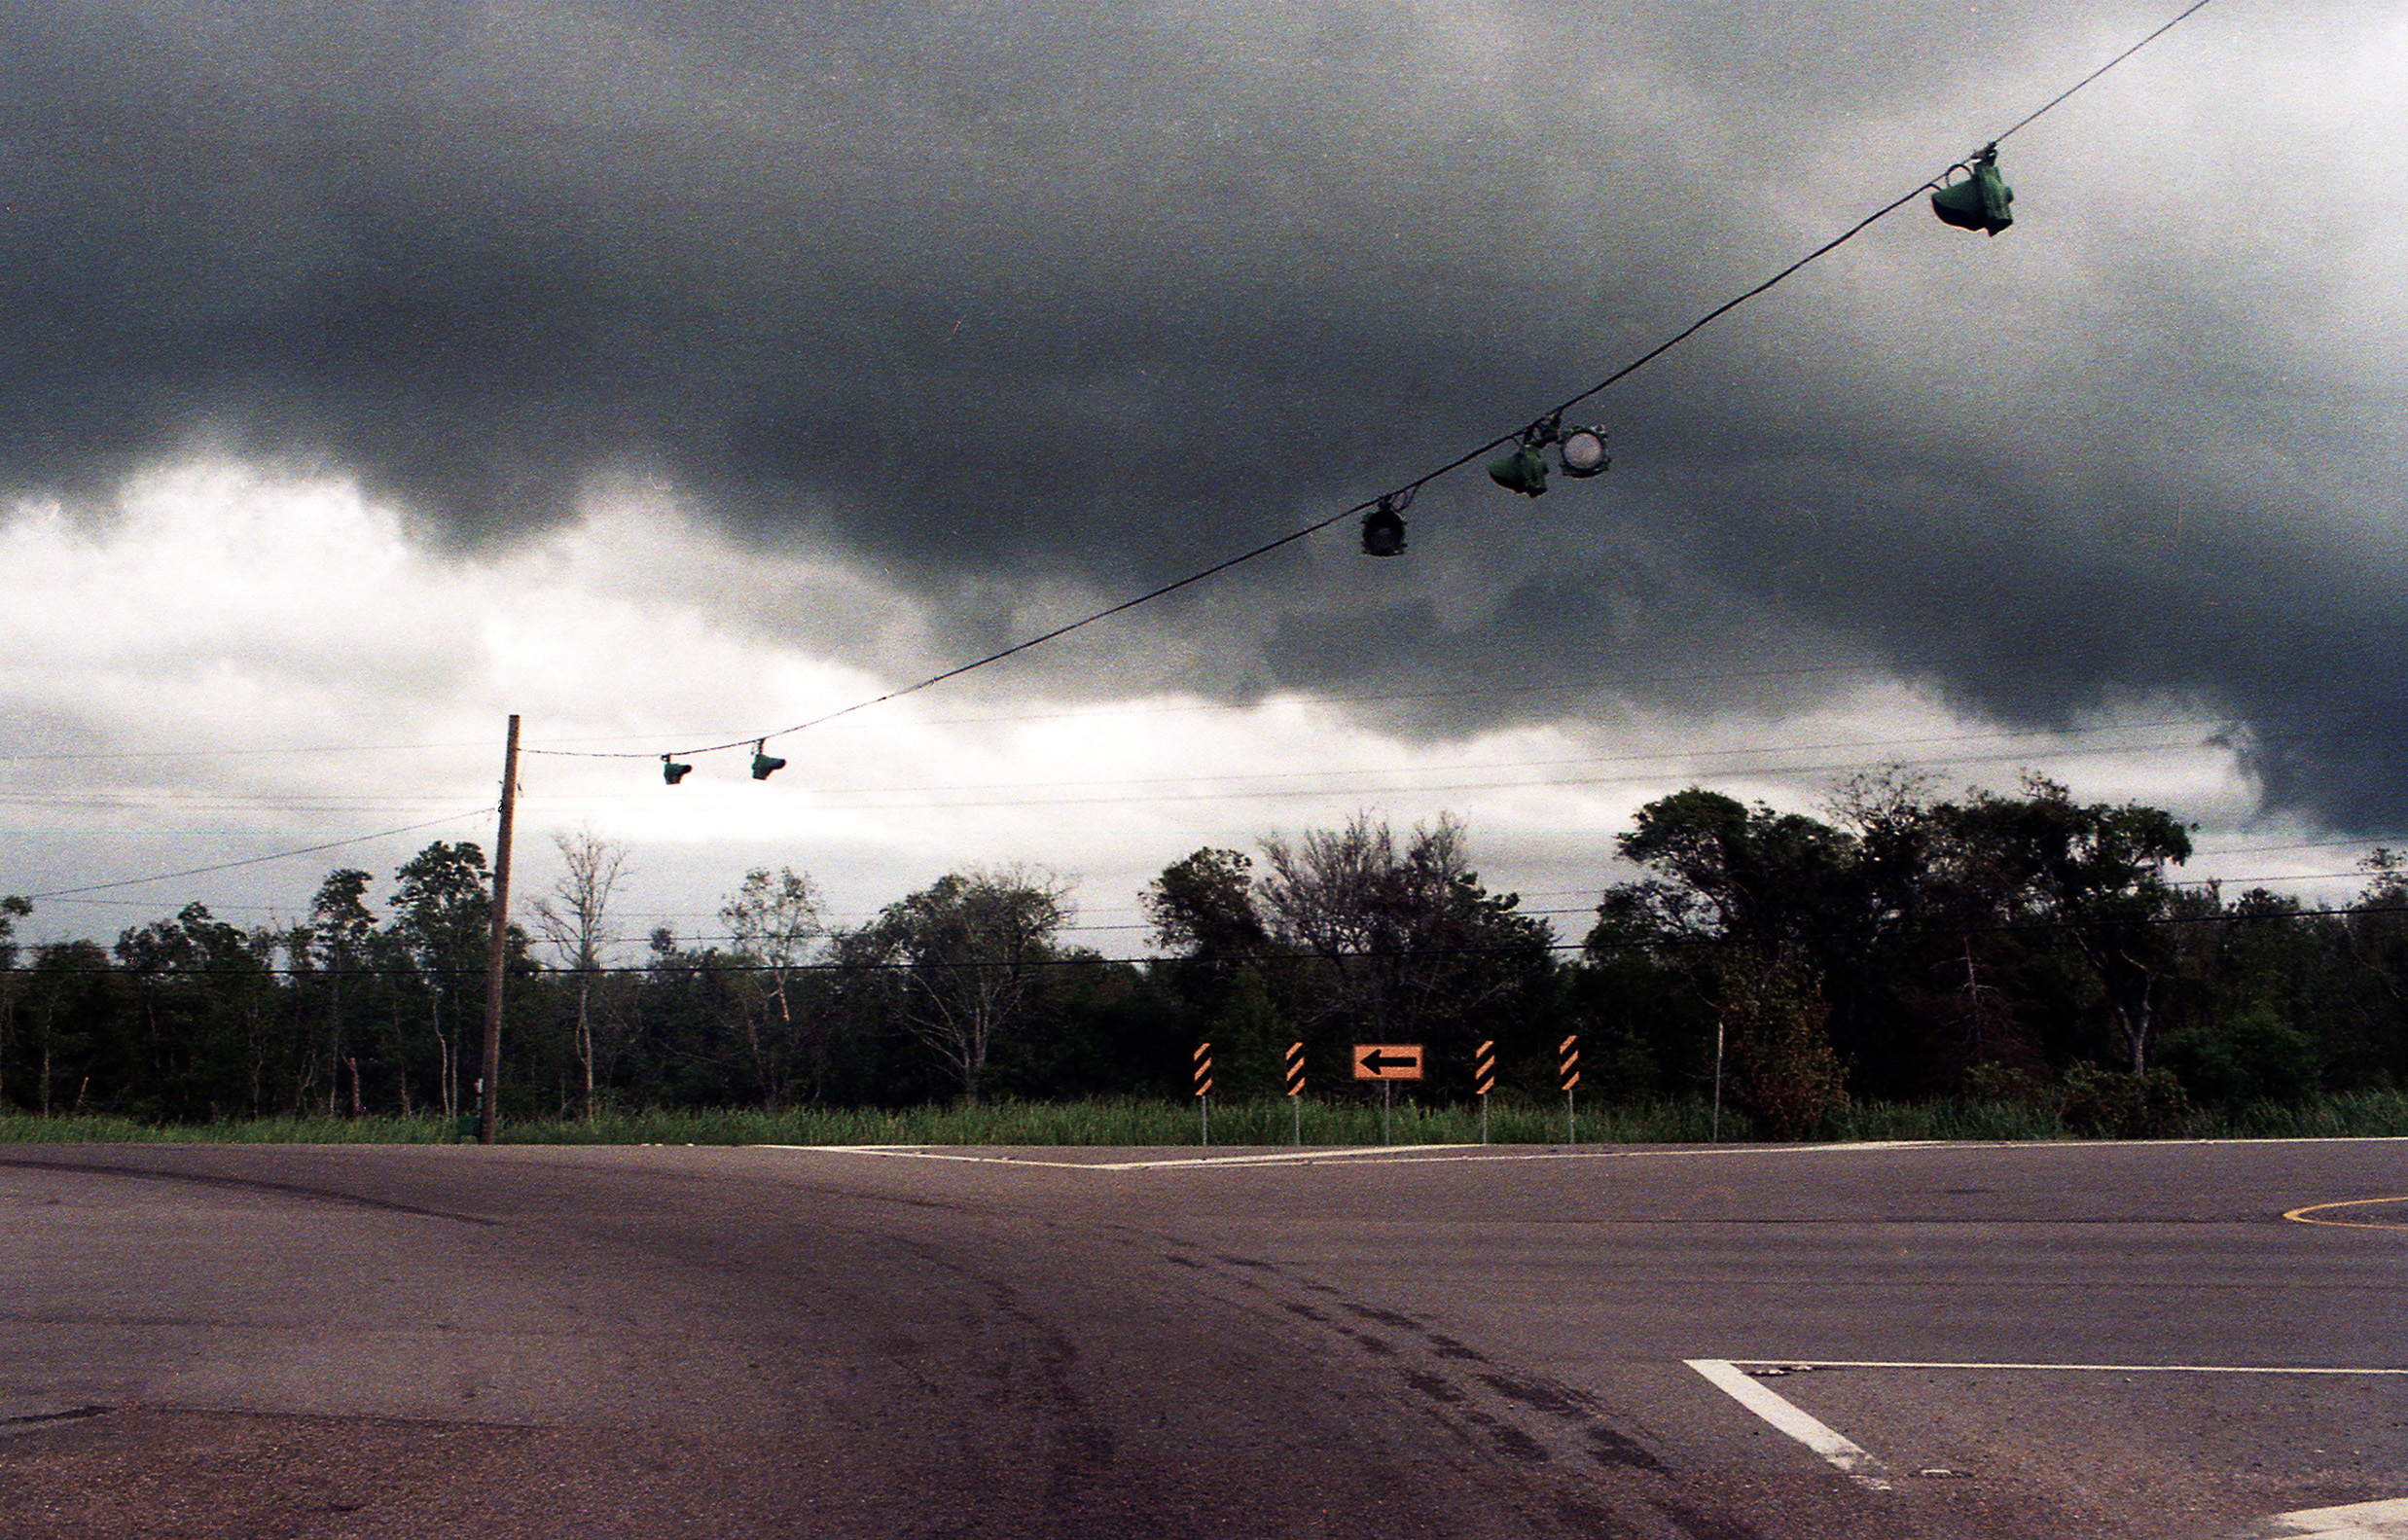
[2284,1196,2408,1231]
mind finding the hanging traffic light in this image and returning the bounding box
[1489,415,1610,495]
[1360,492,1408,556]
[1487,440,1550,497]
[663,756,693,785]
[751,741,786,780]
[1931,145,2014,235]
[1558,425,1610,478]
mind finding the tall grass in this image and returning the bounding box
[6,1091,2408,1146]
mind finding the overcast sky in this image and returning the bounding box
[4,0,2403,954]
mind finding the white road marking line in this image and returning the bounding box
[1726,1359,2408,1376]
[758,1132,2408,1171]
[758,1140,1955,1171]
[2264,1496,2408,1537]
[1684,1358,1892,1491]
[2287,1197,2408,1231]
[759,1143,1466,1170]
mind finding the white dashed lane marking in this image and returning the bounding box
[2263,1496,2408,1537]
[1683,1358,1893,1491]
[1688,1359,2408,1525]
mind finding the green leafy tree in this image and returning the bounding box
[1950,775,2194,1078]
[1591,789,1855,1127]
[1144,847,1285,1097]
[1708,950,1849,1139]
[112,903,278,1120]
[718,866,826,1111]
[387,842,509,1121]
[845,867,1071,1105]
[1145,848,1270,960]
[1606,788,1862,949]
[1257,813,1554,1095]
[20,941,122,1115]
[304,869,377,1116]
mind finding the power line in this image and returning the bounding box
[22,898,2407,978]
[1990,0,2221,143]
[8,706,2401,820]
[15,809,493,901]
[499,728,2393,817]
[0,739,489,764]
[524,0,2223,770]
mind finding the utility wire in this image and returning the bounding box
[515,726,2406,816]
[27,900,2408,978]
[16,809,492,901]
[525,0,2222,769]
[1990,0,2221,143]
[8,708,2401,818]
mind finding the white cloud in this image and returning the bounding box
[1,459,2376,951]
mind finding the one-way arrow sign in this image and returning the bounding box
[1351,1043,1424,1081]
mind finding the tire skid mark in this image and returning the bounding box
[1132,1232,1716,1537]
[1652,1498,1768,1540]
[1590,1426,1670,1473]
[884,1236,1120,1521]
[1427,1332,1490,1362]
[0,1157,497,1226]
[1480,1372,1600,1420]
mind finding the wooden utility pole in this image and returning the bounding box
[478,714,521,1146]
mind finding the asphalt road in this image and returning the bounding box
[2,1136,2403,1539]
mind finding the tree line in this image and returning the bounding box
[4,772,2405,1135]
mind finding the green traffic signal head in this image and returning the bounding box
[1931,147,2014,235]
[1487,443,1549,497]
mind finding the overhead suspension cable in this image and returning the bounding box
[18,809,492,901]
[521,0,2222,768]
[29,900,2408,978]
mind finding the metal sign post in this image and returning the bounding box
[1194,1042,1211,1148]
[1474,1040,1496,1145]
[1352,1044,1423,1149]
[1559,1035,1580,1146]
[1284,1041,1305,1146]
[1712,1015,1726,1143]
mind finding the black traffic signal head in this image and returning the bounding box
[1360,499,1407,555]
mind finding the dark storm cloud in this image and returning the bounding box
[5,0,2403,825]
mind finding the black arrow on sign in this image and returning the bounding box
[1357,1048,1418,1074]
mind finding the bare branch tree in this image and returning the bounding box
[533,828,631,1120]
